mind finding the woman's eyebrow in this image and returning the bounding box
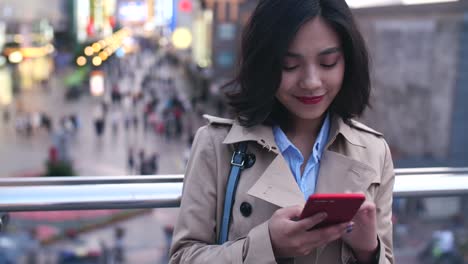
[284,51,302,58]
[285,47,341,58]
[318,47,341,56]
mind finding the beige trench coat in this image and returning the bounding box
[170,114,394,264]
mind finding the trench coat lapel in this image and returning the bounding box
[315,150,377,194]
[247,154,305,208]
[315,115,378,193]
[223,122,304,208]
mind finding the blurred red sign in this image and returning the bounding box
[179,0,192,12]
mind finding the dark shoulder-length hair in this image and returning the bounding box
[224,0,370,127]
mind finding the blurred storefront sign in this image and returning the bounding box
[179,0,193,12]
[90,0,116,37]
[3,45,54,61]
[16,57,53,90]
[193,10,213,68]
[0,67,13,106]
[74,0,116,43]
[75,0,91,43]
[90,70,105,97]
[217,23,236,41]
[0,23,5,51]
[118,0,148,25]
[2,42,55,90]
[176,0,193,31]
[0,18,55,91]
[154,0,175,29]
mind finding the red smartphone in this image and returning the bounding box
[299,193,365,229]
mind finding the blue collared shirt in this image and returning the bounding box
[273,114,330,200]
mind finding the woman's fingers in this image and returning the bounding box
[290,222,353,256]
[303,222,352,246]
[353,201,377,223]
[270,206,357,258]
[275,205,304,219]
[295,212,328,231]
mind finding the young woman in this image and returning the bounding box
[170,0,395,263]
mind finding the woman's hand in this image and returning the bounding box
[342,201,379,262]
[268,205,352,258]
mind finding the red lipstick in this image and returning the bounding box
[297,96,324,105]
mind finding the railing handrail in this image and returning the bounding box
[3,167,467,186]
[0,175,185,186]
[1,168,468,213]
[394,167,468,175]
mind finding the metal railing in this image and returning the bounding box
[0,168,467,213]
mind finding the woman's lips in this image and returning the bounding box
[296,95,324,105]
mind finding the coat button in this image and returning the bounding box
[240,202,252,217]
[245,153,256,168]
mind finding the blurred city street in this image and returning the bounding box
[0,0,467,263]
[0,51,199,178]
[0,47,206,263]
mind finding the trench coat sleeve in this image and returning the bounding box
[341,139,395,264]
[374,139,395,264]
[169,126,277,264]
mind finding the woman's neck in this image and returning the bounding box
[283,115,326,141]
[281,114,327,175]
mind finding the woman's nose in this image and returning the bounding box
[299,67,322,90]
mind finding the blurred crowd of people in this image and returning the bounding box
[126,147,159,175]
[0,38,215,180]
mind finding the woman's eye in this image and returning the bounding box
[282,65,299,71]
[321,61,338,68]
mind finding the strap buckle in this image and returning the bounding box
[230,151,245,167]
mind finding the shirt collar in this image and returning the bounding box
[272,126,291,153]
[272,113,330,161]
[314,113,330,160]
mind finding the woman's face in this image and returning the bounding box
[276,17,345,124]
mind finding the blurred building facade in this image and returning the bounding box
[0,0,58,102]
[354,1,468,167]
[0,0,66,28]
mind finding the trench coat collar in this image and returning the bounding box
[222,114,369,151]
[234,115,378,208]
[222,122,280,154]
[327,115,365,148]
